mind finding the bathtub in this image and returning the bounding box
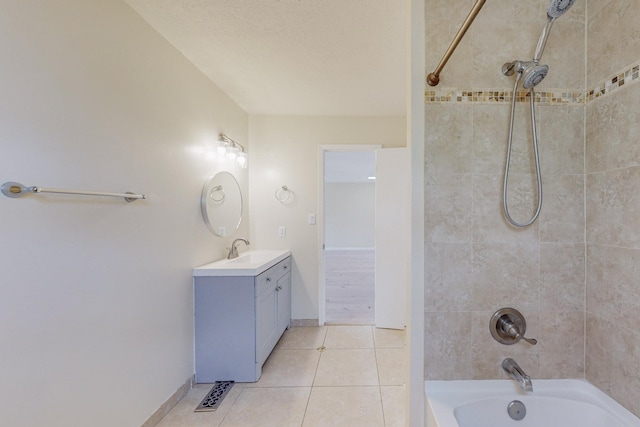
[426,379,640,427]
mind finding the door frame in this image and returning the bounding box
[317,144,381,326]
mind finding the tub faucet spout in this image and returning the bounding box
[502,358,533,392]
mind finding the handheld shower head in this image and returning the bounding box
[547,0,576,19]
[534,0,576,61]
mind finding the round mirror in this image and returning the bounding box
[201,172,243,237]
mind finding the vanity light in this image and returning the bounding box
[237,151,248,169]
[217,133,248,168]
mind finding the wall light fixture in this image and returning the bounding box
[217,133,247,168]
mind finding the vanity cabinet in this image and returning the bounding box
[194,256,291,383]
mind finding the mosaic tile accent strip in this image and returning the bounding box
[425,88,583,105]
[425,60,640,105]
[586,62,640,103]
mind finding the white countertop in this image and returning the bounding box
[193,249,291,277]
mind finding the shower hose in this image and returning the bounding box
[502,73,543,228]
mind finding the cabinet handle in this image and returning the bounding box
[266,277,271,282]
[283,265,288,270]
[276,285,282,291]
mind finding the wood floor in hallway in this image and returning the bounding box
[324,248,375,325]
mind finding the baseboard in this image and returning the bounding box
[290,319,319,327]
[141,374,194,427]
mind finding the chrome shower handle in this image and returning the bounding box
[490,308,537,346]
[498,317,538,345]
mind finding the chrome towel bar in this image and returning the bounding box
[1,181,146,202]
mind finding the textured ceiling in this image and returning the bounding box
[124,0,407,116]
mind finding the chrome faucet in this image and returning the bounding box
[502,358,533,392]
[227,238,250,259]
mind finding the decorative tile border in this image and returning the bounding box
[586,62,640,102]
[425,89,583,105]
[426,60,640,105]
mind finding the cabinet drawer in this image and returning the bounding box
[255,257,291,297]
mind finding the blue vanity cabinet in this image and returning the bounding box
[194,256,291,383]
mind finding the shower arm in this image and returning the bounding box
[533,16,556,63]
[427,0,486,86]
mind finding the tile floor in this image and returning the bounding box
[156,325,406,427]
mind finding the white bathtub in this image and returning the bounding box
[426,379,640,427]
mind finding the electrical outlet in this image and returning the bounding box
[308,213,316,225]
[279,226,286,237]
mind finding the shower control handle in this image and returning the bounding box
[490,308,537,346]
[498,317,538,345]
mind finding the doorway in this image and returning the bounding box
[319,145,380,325]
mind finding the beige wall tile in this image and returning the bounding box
[424,242,473,312]
[587,244,640,326]
[425,105,473,174]
[473,174,540,242]
[586,167,640,248]
[587,0,640,86]
[612,326,640,416]
[424,312,473,380]
[473,104,535,175]
[537,18,585,90]
[538,105,585,175]
[540,243,585,311]
[586,313,616,395]
[586,84,640,173]
[472,243,540,312]
[537,310,585,378]
[539,174,585,242]
[425,174,472,243]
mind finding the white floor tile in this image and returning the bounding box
[302,386,384,427]
[381,385,406,427]
[373,327,406,348]
[314,348,378,386]
[219,387,310,427]
[276,326,327,349]
[376,348,407,385]
[241,348,320,387]
[323,325,374,348]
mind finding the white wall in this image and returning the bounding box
[248,116,405,321]
[324,182,375,248]
[0,1,248,426]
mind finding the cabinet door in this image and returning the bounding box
[276,271,291,333]
[255,285,278,365]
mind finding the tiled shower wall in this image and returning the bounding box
[424,0,586,381]
[585,0,640,417]
[424,0,640,417]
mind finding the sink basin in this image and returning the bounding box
[193,249,291,277]
[228,252,278,264]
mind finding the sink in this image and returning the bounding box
[228,252,277,264]
[193,249,291,277]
